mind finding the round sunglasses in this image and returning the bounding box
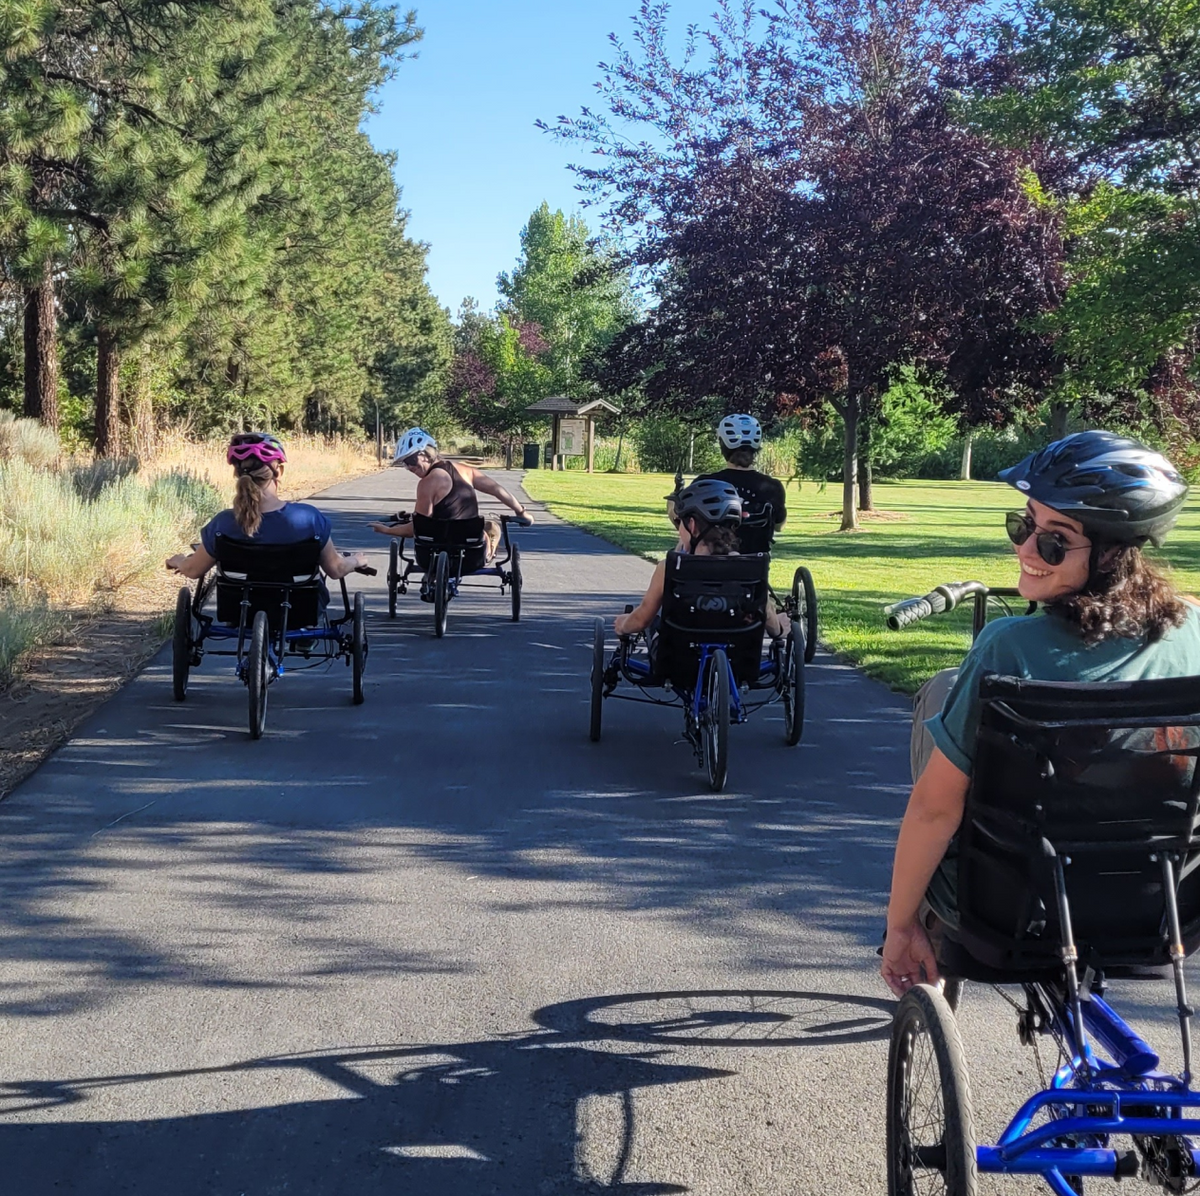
[1005,511,1091,567]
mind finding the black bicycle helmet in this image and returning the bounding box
[673,478,744,528]
[998,430,1188,546]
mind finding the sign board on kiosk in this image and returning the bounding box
[557,418,586,457]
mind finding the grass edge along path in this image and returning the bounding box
[522,470,1200,695]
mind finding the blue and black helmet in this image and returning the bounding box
[999,430,1188,546]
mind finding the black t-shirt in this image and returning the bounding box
[698,468,786,554]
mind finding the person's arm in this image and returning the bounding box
[166,545,216,579]
[880,749,971,996]
[772,480,787,527]
[469,468,531,521]
[615,561,666,636]
[320,540,368,580]
[369,472,447,538]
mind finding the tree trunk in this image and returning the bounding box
[1049,400,1070,440]
[959,430,973,481]
[857,413,873,512]
[687,429,695,473]
[95,326,120,457]
[839,397,859,532]
[612,426,624,472]
[125,344,154,458]
[22,264,59,430]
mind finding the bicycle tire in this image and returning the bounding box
[783,625,805,746]
[247,610,270,740]
[703,649,730,791]
[172,586,192,701]
[388,541,398,619]
[887,983,978,1196]
[590,617,605,742]
[433,551,449,638]
[511,542,522,622]
[793,566,818,664]
[352,590,366,705]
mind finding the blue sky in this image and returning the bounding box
[365,1,716,316]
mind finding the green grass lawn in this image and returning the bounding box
[523,470,1200,693]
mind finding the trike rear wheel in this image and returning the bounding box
[888,983,977,1196]
[782,625,805,746]
[702,649,730,791]
[511,542,522,622]
[590,617,605,742]
[352,590,366,705]
[172,586,192,701]
[247,610,270,740]
[792,566,818,664]
[433,551,449,638]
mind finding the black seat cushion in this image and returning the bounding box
[946,674,1200,977]
[212,534,325,630]
[412,513,487,574]
[653,552,770,689]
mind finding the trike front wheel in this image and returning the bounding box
[352,590,366,705]
[702,649,730,791]
[247,610,270,740]
[172,586,192,701]
[887,983,977,1196]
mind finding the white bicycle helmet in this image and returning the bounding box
[395,427,438,462]
[717,414,763,452]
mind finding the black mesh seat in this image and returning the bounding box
[653,552,771,689]
[411,512,487,574]
[942,673,1200,982]
[736,501,775,556]
[212,535,325,630]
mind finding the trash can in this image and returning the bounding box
[522,442,540,469]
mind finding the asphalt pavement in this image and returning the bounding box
[0,467,1188,1194]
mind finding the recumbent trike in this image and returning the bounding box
[172,534,376,739]
[885,581,1200,1195]
[589,552,818,792]
[386,511,531,637]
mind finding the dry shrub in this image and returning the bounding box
[0,412,60,470]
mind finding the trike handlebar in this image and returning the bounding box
[502,513,534,527]
[884,581,991,630]
[355,565,378,576]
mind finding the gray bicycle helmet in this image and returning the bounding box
[673,478,744,528]
[998,430,1188,546]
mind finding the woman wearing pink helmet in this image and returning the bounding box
[166,433,367,581]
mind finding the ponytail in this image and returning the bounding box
[231,462,276,537]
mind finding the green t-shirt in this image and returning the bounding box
[924,603,1200,924]
[928,603,1200,776]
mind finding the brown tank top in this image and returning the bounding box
[430,461,478,521]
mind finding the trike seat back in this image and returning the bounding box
[212,534,324,629]
[736,501,775,556]
[948,673,1200,979]
[655,551,770,689]
[411,513,487,574]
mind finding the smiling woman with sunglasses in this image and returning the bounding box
[882,429,1200,998]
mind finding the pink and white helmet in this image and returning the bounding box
[227,432,287,467]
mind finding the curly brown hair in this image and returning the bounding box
[699,524,740,555]
[1049,546,1189,645]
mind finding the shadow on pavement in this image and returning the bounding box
[0,987,891,1194]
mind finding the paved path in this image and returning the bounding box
[0,468,1185,1193]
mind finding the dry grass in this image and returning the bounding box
[149,432,379,501]
[0,422,380,688]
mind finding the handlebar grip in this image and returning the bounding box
[516,515,533,527]
[624,604,635,614]
[886,597,935,630]
[355,565,378,576]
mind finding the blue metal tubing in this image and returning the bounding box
[689,644,745,725]
[625,657,651,678]
[978,1147,1128,1176]
[203,625,339,643]
[1081,994,1160,1075]
[998,1086,1200,1151]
